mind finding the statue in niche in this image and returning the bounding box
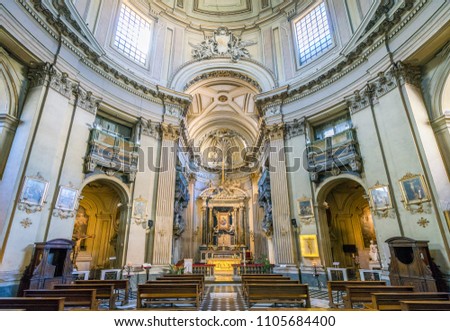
[72,206,94,268]
[73,206,89,251]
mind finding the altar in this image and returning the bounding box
[207,257,241,275]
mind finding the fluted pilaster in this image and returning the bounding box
[267,124,295,264]
[152,124,180,265]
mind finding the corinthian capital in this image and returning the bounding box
[161,123,180,141]
[345,88,375,114]
[265,123,285,141]
[285,118,305,138]
[74,86,102,114]
[28,63,53,88]
[392,62,421,88]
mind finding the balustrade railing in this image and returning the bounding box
[232,264,275,275]
[193,264,215,276]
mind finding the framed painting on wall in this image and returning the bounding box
[369,184,392,211]
[19,175,49,206]
[399,173,430,205]
[132,196,148,220]
[297,198,314,218]
[55,185,79,211]
[300,234,319,257]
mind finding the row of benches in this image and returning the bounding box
[327,280,450,310]
[137,274,205,310]
[0,279,130,311]
[241,274,311,309]
[1,275,448,311]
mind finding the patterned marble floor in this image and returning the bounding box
[199,284,331,311]
[109,283,332,310]
[200,284,247,311]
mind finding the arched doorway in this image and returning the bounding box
[316,177,380,271]
[73,178,129,272]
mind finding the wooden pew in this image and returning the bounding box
[137,283,200,310]
[400,300,450,311]
[0,297,65,311]
[24,289,99,310]
[159,275,205,285]
[343,285,414,309]
[152,278,204,298]
[53,284,117,310]
[159,275,205,296]
[242,274,287,279]
[247,284,310,308]
[161,274,205,281]
[74,279,130,305]
[242,280,300,299]
[327,281,386,308]
[371,292,450,311]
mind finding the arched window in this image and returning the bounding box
[293,1,333,65]
[113,3,152,65]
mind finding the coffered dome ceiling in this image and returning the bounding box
[152,0,295,29]
[186,79,259,144]
[185,77,260,173]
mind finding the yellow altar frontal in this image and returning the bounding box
[207,258,241,275]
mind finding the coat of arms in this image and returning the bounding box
[189,27,256,62]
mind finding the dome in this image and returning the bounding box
[152,0,295,30]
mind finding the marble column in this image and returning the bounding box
[267,123,295,264]
[152,123,180,265]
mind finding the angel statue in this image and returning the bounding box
[189,39,215,60]
[230,38,256,62]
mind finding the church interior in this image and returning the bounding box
[0,0,450,311]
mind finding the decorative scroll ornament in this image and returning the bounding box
[189,27,256,62]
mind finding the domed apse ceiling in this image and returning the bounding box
[185,78,260,174]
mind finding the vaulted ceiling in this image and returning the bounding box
[152,0,295,29]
